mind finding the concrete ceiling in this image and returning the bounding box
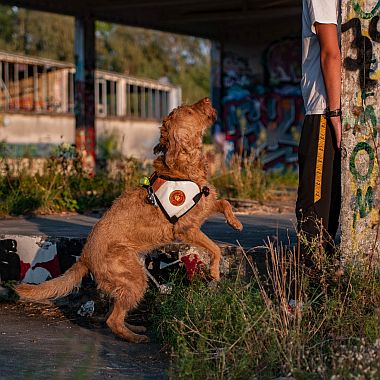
[2,0,301,42]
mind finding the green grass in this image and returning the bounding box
[210,154,269,201]
[210,154,297,202]
[150,244,380,379]
[0,149,297,216]
[0,144,145,216]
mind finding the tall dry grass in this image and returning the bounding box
[152,232,380,379]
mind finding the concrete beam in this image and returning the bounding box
[74,15,96,168]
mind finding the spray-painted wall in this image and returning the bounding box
[341,0,380,262]
[212,38,304,170]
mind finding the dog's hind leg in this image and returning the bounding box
[100,249,149,343]
[215,199,243,231]
[177,228,221,280]
[106,298,149,343]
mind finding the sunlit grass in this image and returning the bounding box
[151,235,380,379]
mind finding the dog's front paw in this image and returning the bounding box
[228,218,243,231]
[210,267,220,281]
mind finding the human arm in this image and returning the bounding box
[315,22,342,149]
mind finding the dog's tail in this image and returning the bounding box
[16,260,88,301]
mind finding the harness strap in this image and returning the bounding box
[141,172,209,223]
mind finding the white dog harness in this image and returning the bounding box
[142,172,210,223]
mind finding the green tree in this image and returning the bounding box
[0,7,210,103]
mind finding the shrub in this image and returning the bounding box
[0,144,145,216]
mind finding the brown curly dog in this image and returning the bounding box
[16,97,243,343]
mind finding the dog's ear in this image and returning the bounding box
[165,128,194,169]
[154,116,171,155]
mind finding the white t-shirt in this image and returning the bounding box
[301,0,340,115]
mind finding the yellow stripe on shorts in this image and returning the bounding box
[314,115,327,203]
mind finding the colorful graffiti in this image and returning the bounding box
[0,236,84,284]
[265,39,302,85]
[222,94,303,169]
[219,39,304,170]
[341,0,380,257]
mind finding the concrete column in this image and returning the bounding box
[60,69,69,113]
[33,65,39,111]
[341,0,380,264]
[168,86,182,111]
[117,78,126,116]
[210,41,223,119]
[74,15,96,168]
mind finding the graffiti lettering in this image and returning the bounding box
[223,95,302,169]
[353,186,374,227]
[352,0,380,20]
[342,18,377,93]
[349,141,375,182]
[220,42,303,170]
[341,0,380,257]
[369,15,380,41]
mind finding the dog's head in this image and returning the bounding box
[153,98,217,169]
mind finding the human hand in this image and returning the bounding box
[330,116,342,149]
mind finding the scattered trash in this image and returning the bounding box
[0,285,9,300]
[180,253,204,281]
[158,284,172,295]
[159,259,181,270]
[145,268,173,294]
[77,300,95,317]
[0,281,19,301]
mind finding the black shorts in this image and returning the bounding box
[296,114,341,245]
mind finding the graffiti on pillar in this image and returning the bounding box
[341,1,380,251]
[220,39,303,170]
[223,95,303,169]
[349,141,376,227]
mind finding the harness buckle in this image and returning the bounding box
[146,186,158,207]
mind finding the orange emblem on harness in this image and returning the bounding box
[169,190,186,206]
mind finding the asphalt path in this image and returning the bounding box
[0,210,296,379]
[0,302,168,380]
[0,211,297,249]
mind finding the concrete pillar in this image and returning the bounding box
[60,69,69,113]
[117,78,126,116]
[168,86,182,111]
[74,15,96,168]
[341,0,380,264]
[33,65,39,111]
[210,41,223,118]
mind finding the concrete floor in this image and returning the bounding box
[0,210,296,379]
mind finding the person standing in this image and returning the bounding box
[296,0,342,262]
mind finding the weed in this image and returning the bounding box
[211,154,268,201]
[0,144,145,216]
[152,236,380,379]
